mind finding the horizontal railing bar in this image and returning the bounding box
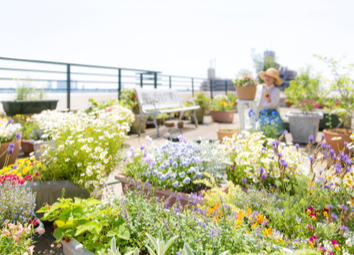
[71,72,118,77]
[0,67,67,74]
[0,56,161,73]
[161,74,205,79]
[0,78,66,82]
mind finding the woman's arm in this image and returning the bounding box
[263,88,280,109]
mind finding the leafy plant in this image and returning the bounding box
[233,74,257,87]
[192,91,211,111]
[145,231,178,255]
[15,77,45,100]
[183,243,229,255]
[211,97,234,111]
[284,66,328,114]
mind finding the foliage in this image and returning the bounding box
[22,120,42,140]
[211,97,234,111]
[0,177,36,225]
[15,77,45,100]
[0,221,44,255]
[38,197,131,254]
[315,55,354,129]
[31,108,132,197]
[226,93,238,104]
[119,88,140,114]
[284,66,328,114]
[145,231,178,255]
[255,109,280,139]
[192,91,211,111]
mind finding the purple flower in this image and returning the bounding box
[242,178,247,184]
[183,177,191,184]
[140,145,145,150]
[217,230,221,237]
[261,173,267,180]
[179,172,185,178]
[321,134,325,140]
[295,144,300,149]
[145,180,149,186]
[335,164,341,173]
[12,165,18,170]
[15,133,21,140]
[341,225,349,232]
[309,156,314,163]
[177,134,186,143]
[7,143,15,154]
[172,161,178,168]
[8,119,13,124]
[331,213,338,221]
[309,135,315,144]
[172,181,179,188]
[145,136,153,144]
[344,141,349,147]
[283,130,288,135]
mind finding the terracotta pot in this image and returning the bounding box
[235,86,257,100]
[0,139,21,168]
[323,129,352,154]
[217,129,239,141]
[21,139,34,156]
[115,174,200,207]
[285,101,293,108]
[210,110,234,123]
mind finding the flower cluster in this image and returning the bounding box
[211,97,235,111]
[0,158,42,180]
[0,120,21,143]
[233,75,257,87]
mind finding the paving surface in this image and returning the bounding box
[34,107,322,254]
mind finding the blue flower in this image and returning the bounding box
[271,110,277,116]
[172,161,178,168]
[262,109,268,114]
[183,177,191,184]
[172,181,179,188]
[179,172,185,178]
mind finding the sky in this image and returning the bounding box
[1,0,353,81]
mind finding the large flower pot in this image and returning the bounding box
[190,108,204,124]
[28,180,90,213]
[115,174,204,208]
[235,86,257,100]
[1,100,58,116]
[210,110,234,123]
[21,139,34,156]
[130,114,146,134]
[323,129,352,154]
[285,112,323,144]
[0,139,21,168]
[217,129,239,141]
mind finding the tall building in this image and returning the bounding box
[200,67,235,92]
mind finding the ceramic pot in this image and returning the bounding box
[0,139,21,168]
[323,129,352,154]
[210,110,234,123]
[235,86,257,100]
[217,129,239,141]
[285,111,323,144]
[21,139,34,156]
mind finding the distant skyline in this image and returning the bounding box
[1,0,353,80]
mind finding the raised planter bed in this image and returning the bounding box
[28,180,89,212]
[1,100,58,116]
[61,238,94,255]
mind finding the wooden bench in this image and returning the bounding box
[135,88,200,137]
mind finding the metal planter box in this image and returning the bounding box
[1,100,58,116]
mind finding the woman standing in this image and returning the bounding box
[254,68,285,138]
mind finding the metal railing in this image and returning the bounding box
[0,56,234,110]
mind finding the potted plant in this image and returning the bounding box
[0,120,22,168]
[210,97,235,123]
[315,55,354,153]
[187,92,210,124]
[284,67,326,143]
[216,128,239,141]
[1,79,58,116]
[233,73,257,100]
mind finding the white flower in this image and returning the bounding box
[58,145,64,151]
[65,158,70,162]
[87,137,94,143]
[77,163,82,167]
[331,136,342,141]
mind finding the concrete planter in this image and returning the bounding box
[33,140,56,160]
[115,174,207,208]
[61,238,94,255]
[28,180,89,212]
[285,111,323,144]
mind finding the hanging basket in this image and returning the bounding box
[235,86,257,100]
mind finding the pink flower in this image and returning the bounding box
[35,228,45,235]
[310,100,314,104]
[302,99,307,103]
[27,245,34,254]
[2,229,10,237]
[8,223,16,230]
[13,235,20,242]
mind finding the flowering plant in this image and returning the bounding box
[211,97,234,111]
[0,158,42,180]
[123,136,230,193]
[32,107,132,198]
[0,221,44,255]
[233,75,257,87]
[0,119,21,143]
[284,66,328,114]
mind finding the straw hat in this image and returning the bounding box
[259,68,283,85]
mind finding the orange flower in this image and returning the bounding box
[263,227,272,236]
[256,214,265,224]
[251,222,258,229]
[246,208,252,217]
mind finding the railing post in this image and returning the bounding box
[210,78,213,99]
[140,74,143,88]
[169,76,171,89]
[118,69,121,100]
[66,64,71,110]
[225,80,228,95]
[154,72,157,89]
[192,78,194,97]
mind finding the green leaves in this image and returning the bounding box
[145,231,179,255]
[106,225,130,240]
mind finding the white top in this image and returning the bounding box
[254,84,281,113]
